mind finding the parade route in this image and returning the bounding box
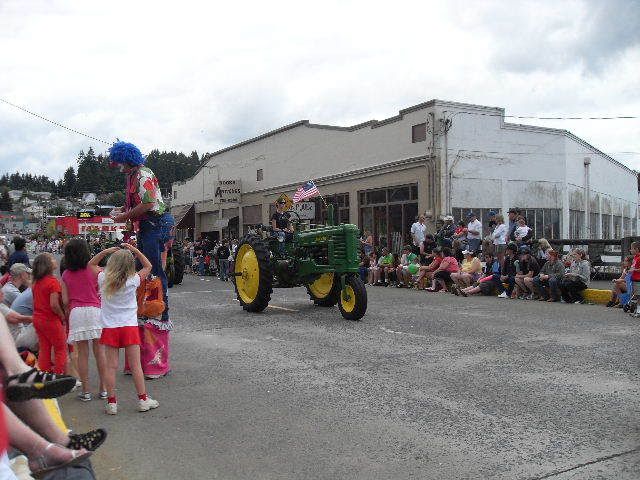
[61,274,640,479]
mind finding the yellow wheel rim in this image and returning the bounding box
[308,273,335,298]
[340,285,356,313]
[235,244,259,304]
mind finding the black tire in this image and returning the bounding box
[171,243,185,285]
[306,273,341,307]
[233,236,273,312]
[338,275,367,321]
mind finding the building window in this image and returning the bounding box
[589,213,599,239]
[313,193,349,225]
[411,123,426,143]
[359,184,418,252]
[256,169,263,182]
[569,210,584,239]
[624,217,631,237]
[602,214,611,239]
[613,216,622,238]
[173,190,177,200]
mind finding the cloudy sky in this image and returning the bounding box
[1,0,639,179]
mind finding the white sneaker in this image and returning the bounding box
[497,292,508,298]
[105,402,117,415]
[138,397,159,412]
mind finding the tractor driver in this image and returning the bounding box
[271,198,294,252]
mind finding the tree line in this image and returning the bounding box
[0,148,202,199]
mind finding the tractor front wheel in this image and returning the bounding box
[233,236,273,312]
[306,273,341,307]
[338,275,367,321]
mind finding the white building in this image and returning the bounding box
[172,99,638,244]
[8,190,23,201]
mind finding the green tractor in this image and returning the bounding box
[232,205,367,320]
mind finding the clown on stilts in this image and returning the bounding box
[108,141,175,379]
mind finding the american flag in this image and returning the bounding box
[292,180,320,203]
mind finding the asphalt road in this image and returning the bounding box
[61,274,640,479]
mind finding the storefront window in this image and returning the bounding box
[313,193,349,225]
[359,184,418,250]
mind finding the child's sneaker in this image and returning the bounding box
[77,392,92,402]
[99,391,108,400]
[105,402,118,415]
[138,397,159,412]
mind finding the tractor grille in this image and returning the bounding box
[331,232,347,263]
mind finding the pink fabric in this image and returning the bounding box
[62,268,100,310]
[124,323,170,376]
[442,256,460,272]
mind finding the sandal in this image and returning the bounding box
[30,443,92,479]
[5,368,77,402]
[68,428,108,451]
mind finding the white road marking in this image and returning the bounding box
[267,305,299,312]
[379,327,429,339]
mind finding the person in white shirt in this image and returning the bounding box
[514,217,532,244]
[90,244,159,415]
[410,215,427,253]
[466,212,482,253]
[2,263,32,307]
[490,214,508,264]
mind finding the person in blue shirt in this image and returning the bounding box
[7,237,30,269]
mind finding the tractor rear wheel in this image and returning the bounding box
[338,275,367,321]
[233,236,273,312]
[306,273,341,307]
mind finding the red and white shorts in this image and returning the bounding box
[100,326,141,348]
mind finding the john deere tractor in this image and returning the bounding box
[232,205,367,320]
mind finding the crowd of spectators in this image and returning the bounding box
[357,208,609,305]
[181,237,239,281]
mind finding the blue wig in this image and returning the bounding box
[108,141,145,166]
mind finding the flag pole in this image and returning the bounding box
[312,179,328,207]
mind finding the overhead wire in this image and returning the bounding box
[0,97,638,172]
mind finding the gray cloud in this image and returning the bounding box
[483,0,640,75]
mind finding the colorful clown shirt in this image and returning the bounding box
[126,166,166,218]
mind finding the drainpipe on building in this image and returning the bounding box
[584,157,590,238]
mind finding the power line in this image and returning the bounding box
[1,97,637,171]
[0,98,112,145]
[445,110,637,120]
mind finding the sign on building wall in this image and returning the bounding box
[291,201,316,220]
[214,180,241,204]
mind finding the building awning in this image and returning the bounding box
[172,204,195,229]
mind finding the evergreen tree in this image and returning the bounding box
[0,188,12,211]
[62,166,77,197]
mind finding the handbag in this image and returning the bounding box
[136,276,165,318]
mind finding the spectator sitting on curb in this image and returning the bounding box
[560,249,591,304]
[396,246,419,288]
[450,249,482,293]
[514,245,540,299]
[415,248,443,290]
[367,252,378,285]
[531,250,565,302]
[459,253,501,297]
[497,244,519,298]
[607,256,632,307]
[426,247,459,292]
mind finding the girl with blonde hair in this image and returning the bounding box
[89,244,159,415]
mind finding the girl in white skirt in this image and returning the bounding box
[61,238,107,401]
